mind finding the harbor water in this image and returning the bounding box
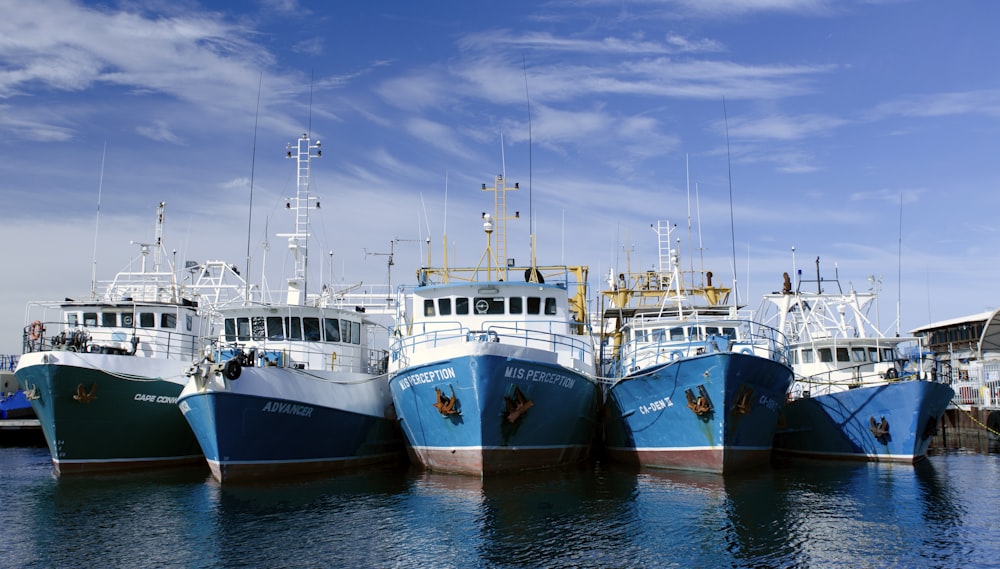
[1,446,998,568]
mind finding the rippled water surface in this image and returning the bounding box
[1,447,997,568]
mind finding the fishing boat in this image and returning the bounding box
[13,203,246,474]
[598,220,793,474]
[1,356,34,420]
[387,174,600,475]
[758,257,955,462]
[178,134,404,483]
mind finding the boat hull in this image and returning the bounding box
[389,353,600,475]
[178,367,403,483]
[773,380,955,462]
[602,352,792,474]
[14,351,202,474]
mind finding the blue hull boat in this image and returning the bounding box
[773,380,954,462]
[604,350,791,473]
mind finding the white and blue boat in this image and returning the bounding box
[178,134,403,483]
[388,175,600,475]
[758,257,955,462]
[599,220,793,474]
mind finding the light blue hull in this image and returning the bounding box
[603,352,793,474]
[389,355,600,475]
[773,380,955,462]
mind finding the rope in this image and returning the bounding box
[951,400,1000,437]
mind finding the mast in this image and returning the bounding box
[278,134,322,305]
[480,174,520,281]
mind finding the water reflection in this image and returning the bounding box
[1,447,998,568]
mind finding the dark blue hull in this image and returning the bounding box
[389,354,600,475]
[773,380,955,462]
[603,352,792,474]
[178,391,403,482]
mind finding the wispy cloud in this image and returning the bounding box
[870,89,1000,120]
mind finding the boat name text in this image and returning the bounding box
[758,393,780,413]
[639,397,674,415]
[134,393,178,404]
[398,367,458,390]
[262,401,314,417]
[504,366,577,389]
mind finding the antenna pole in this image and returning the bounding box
[91,142,107,299]
[723,97,739,306]
[245,72,263,304]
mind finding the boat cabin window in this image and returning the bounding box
[880,348,895,362]
[527,297,540,314]
[473,297,505,315]
[818,348,834,363]
[67,313,79,327]
[670,327,685,341]
[341,320,353,343]
[438,298,452,316]
[84,312,98,327]
[285,317,302,340]
[185,315,193,332]
[651,329,666,342]
[723,327,737,339]
[836,348,849,362]
[351,321,361,345]
[456,297,469,315]
[545,298,557,315]
[424,299,435,317]
[868,347,878,362]
[140,312,155,328]
[633,329,647,342]
[102,312,117,327]
[801,349,815,363]
[509,297,523,314]
[304,317,321,341]
[161,313,176,329]
[266,317,284,340]
[324,318,341,342]
[224,317,251,342]
[851,347,867,363]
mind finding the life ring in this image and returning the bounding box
[28,320,43,341]
[223,359,242,380]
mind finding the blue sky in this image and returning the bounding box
[2,0,999,354]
